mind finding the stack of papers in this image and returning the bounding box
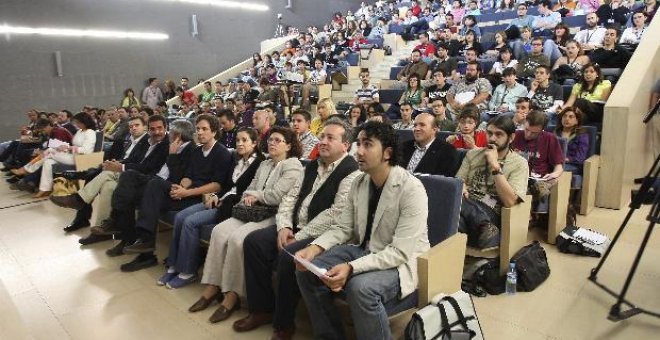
[284,249,328,278]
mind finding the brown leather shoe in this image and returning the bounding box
[50,194,85,210]
[33,191,51,198]
[271,327,296,340]
[188,291,224,313]
[209,300,241,323]
[232,312,273,332]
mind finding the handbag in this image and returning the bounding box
[556,225,610,258]
[510,241,550,292]
[405,291,484,340]
[51,177,79,197]
[231,202,278,222]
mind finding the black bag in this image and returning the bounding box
[473,259,506,295]
[510,241,550,292]
[552,64,577,85]
[231,202,278,222]
[556,225,610,257]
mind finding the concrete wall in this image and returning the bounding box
[596,16,660,209]
[0,0,360,140]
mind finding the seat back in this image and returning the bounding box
[396,129,414,145]
[416,175,462,247]
[94,131,104,152]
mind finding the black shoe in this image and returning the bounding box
[105,241,127,257]
[79,233,113,245]
[63,221,90,232]
[123,238,156,254]
[60,170,88,181]
[90,219,120,236]
[15,180,36,193]
[120,254,158,272]
[6,176,20,184]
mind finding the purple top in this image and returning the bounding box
[564,132,590,166]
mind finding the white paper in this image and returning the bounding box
[48,139,69,149]
[284,249,328,278]
[573,228,607,245]
[454,92,476,105]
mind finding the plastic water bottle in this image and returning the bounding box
[506,262,517,295]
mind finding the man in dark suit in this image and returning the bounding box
[51,116,170,244]
[399,112,458,177]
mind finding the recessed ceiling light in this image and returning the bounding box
[161,0,269,11]
[0,24,169,40]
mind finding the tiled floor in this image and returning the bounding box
[1,183,659,340]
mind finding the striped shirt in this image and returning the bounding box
[354,84,380,104]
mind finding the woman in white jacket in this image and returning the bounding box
[33,112,97,197]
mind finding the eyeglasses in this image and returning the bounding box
[267,137,286,145]
[532,43,543,46]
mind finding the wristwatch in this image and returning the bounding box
[491,169,504,176]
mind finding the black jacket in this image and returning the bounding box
[123,137,170,176]
[166,141,197,184]
[399,138,458,177]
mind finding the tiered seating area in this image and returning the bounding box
[1,1,659,339]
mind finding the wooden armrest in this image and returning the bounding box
[318,84,332,100]
[347,66,361,81]
[379,80,398,90]
[417,233,466,307]
[580,155,600,216]
[74,152,104,171]
[499,195,532,275]
[548,171,572,245]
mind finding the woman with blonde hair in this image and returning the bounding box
[309,97,336,136]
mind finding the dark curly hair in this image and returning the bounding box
[196,114,220,133]
[269,126,302,159]
[356,121,399,166]
[72,112,96,130]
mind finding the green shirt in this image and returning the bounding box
[456,148,529,213]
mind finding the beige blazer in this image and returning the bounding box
[312,166,430,298]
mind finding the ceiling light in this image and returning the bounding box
[162,0,269,11]
[0,24,169,40]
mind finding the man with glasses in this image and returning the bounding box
[425,69,452,105]
[430,98,456,131]
[353,69,379,108]
[517,37,551,79]
[573,13,607,51]
[512,110,564,214]
[508,3,536,30]
[589,27,632,69]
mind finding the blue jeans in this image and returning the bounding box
[296,244,401,340]
[166,202,218,275]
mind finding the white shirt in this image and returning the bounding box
[573,27,607,47]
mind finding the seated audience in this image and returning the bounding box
[533,0,562,36]
[552,40,591,82]
[446,104,488,149]
[353,69,380,108]
[563,63,612,123]
[310,98,336,137]
[554,107,590,175]
[16,112,97,198]
[290,109,319,159]
[399,112,458,176]
[120,115,233,270]
[447,61,492,115]
[513,97,532,130]
[573,13,606,52]
[347,105,366,128]
[294,121,430,340]
[192,126,303,323]
[456,115,529,248]
[158,127,264,289]
[528,65,564,120]
[217,109,238,149]
[588,26,632,69]
[487,67,529,117]
[596,0,629,28]
[396,50,429,88]
[517,37,551,79]
[429,98,457,132]
[236,119,358,339]
[398,75,426,112]
[620,11,648,46]
[393,102,415,130]
[512,110,565,212]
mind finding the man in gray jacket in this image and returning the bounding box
[295,121,430,340]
